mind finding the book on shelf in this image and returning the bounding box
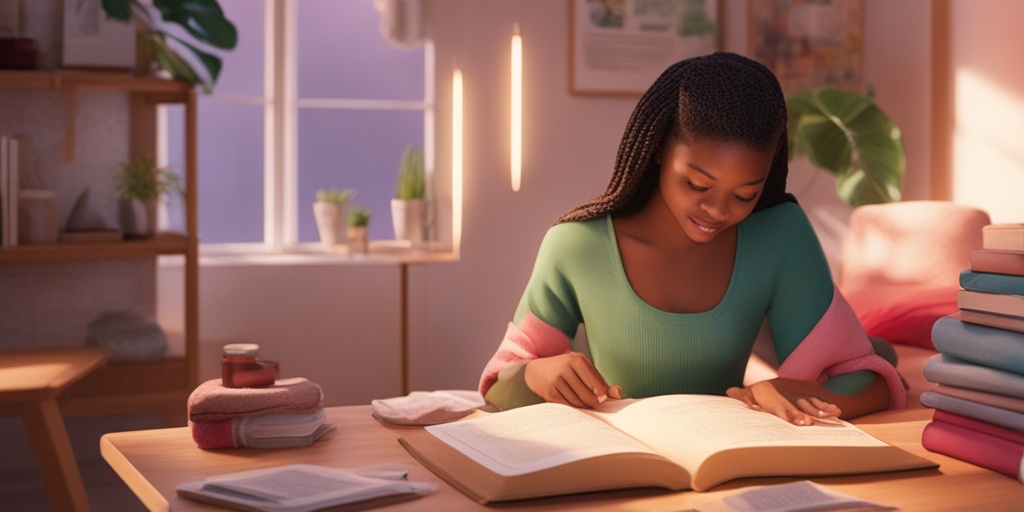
[398,394,936,504]
[970,249,1024,277]
[176,463,436,512]
[959,309,1024,334]
[983,223,1024,252]
[958,289,1024,318]
[960,269,1024,295]
[1,135,18,248]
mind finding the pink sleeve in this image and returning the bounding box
[777,286,907,409]
[478,312,572,396]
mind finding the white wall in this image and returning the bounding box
[186,0,1022,398]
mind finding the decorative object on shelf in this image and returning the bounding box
[86,311,169,363]
[347,206,371,255]
[0,38,40,69]
[113,154,183,238]
[100,0,238,93]
[787,86,905,206]
[61,186,124,242]
[313,187,354,247]
[391,145,426,245]
[63,0,136,69]
[16,189,59,244]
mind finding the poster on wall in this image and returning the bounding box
[62,0,136,69]
[570,0,720,96]
[748,0,864,95]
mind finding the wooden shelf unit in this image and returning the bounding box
[0,69,199,417]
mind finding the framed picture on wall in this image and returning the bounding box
[748,0,864,95]
[570,0,720,96]
[62,0,136,69]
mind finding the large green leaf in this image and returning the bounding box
[102,0,132,20]
[153,0,238,49]
[787,87,905,206]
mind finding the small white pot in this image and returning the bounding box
[391,198,426,245]
[313,201,347,246]
[347,225,369,254]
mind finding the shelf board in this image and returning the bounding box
[59,357,190,417]
[0,233,190,261]
[0,69,191,97]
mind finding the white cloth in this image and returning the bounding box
[371,390,487,426]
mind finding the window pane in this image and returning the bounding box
[297,109,424,242]
[212,0,266,97]
[296,0,425,100]
[196,100,265,243]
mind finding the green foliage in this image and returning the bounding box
[102,0,238,93]
[787,87,906,206]
[315,187,354,204]
[348,207,371,227]
[114,154,183,201]
[395,145,426,200]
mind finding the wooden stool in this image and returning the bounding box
[0,346,108,512]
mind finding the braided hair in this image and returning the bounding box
[556,52,796,225]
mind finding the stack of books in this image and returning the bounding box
[921,222,1024,482]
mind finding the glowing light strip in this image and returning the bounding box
[511,23,522,192]
[452,64,464,255]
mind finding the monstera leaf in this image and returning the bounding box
[787,87,905,206]
[102,0,237,93]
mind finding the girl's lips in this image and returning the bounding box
[690,217,722,234]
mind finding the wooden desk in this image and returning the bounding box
[101,405,1024,511]
[0,346,108,512]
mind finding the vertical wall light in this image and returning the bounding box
[510,23,522,192]
[452,62,464,256]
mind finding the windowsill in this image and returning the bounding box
[196,240,457,267]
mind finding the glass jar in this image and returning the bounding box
[221,343,279,388]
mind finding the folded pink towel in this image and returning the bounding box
[188,377,324,423]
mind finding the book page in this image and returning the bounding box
[595,395,886,470]
[426,402,660,476]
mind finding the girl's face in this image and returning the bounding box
[658,139,773,244]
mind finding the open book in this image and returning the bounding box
[398,394,936,503]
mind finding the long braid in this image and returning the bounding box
[556,52,795,225]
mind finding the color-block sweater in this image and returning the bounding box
[480,203,906,410]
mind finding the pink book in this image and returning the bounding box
[922,418,1023,481]
[971,249,1024,277]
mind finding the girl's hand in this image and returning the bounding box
[524,352,622,408]
[726,378,842,426]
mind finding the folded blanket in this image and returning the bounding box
[934,384,1024,414]
[932,315,1024,375]
[922,418,1024,481]
[921,390,1024,431]
[191,410,335,449]
[188,377,324,423]
[923,354,1024,399]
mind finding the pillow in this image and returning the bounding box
[844,287,959,350]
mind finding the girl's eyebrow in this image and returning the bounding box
[689,164,767,186]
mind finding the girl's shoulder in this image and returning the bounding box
[741,202,816,242]
[540,216,612,252]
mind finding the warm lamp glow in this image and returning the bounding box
[452,64,464,255]
[511,23,522,192]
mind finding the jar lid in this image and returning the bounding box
[223,343,260,357]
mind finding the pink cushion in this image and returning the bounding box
[845,286,959,350]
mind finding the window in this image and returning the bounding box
[164,0,432,248]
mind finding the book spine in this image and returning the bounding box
[959,309,1024,335]
[6,137,17,247]
[931,315,1024,376]
[971,249,1024,277]
[960,270,1024,295]
[957,290,1024,318]
[1,135,7,247]
[921,420,1023,480]
[983,225,1024,252]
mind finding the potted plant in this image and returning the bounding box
[101,0,238,93]
[313,187,354,247]
[347,206,371,255]
[787,86,906,206]
[113,154,182,238]
[391,145,427,245]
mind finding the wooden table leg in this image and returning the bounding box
[19,398,91,512]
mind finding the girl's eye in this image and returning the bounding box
[735,193,756,203]
[685,180,709,192]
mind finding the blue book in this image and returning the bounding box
[932,315,1024,375]
[960,270,1024,295]
[923,354,1024,399]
